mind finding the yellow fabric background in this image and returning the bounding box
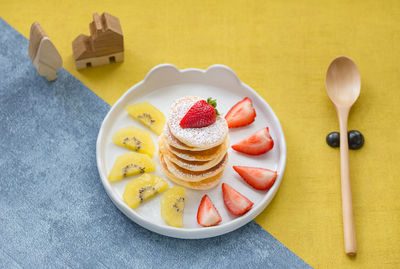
[1,0,399,267]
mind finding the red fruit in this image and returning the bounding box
[225,97,256,128]
[197,195,222,227]
[232,127,274,155]
[233,166,277,190]
[180,98,219,128]
[222,183,253,216]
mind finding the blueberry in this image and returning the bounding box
[348,130,364,150]
[326,130,364,149]
[326,132,340,147]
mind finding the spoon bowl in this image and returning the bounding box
[326,56,361,107]
[325,56,361,256]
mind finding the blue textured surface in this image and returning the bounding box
[0,18,310,269]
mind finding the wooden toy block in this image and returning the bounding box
[72,12,124,70]
[29,22,63,81]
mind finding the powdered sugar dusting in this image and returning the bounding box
[168,96,228,148]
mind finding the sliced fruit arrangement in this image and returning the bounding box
[222,183,253,216]
[112,126,155,157]
[225,97,256,128]
[123,174,169,209]
[233,166,277,191]
[161,186,186,227]
[197,195,222,227]
[126,102,165,135]
[180,97,219,128]
[232,127,274,155]
[107,97,281,228]
[108,152,156,181]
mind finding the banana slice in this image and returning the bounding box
[108,152,155,181]
[161,186,186,227]
[126,102,165,135]
[123,174,169,208]
[112,126,155,157]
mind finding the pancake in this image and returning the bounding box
[159,137,227,171]
[159,154,223,190]
[162,151,228,182]
[163,136,229,162]
[163,126,210,151]
[158,96,230,190]
[167,96,228,148]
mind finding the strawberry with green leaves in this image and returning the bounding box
[180,98,220,128]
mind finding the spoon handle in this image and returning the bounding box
[338,107,357,256]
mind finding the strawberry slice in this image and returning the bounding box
[231,127,274,155]
[197,195,222,227]
[225,97,256,128]
[222,183,253,215]
[233,166,277,190]
[180,98,219,128]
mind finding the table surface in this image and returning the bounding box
[1,1,400,268]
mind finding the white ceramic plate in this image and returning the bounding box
[96,64,286,239]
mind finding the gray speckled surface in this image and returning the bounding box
[0,17,311,269]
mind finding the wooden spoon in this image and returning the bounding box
[326,56,360,256]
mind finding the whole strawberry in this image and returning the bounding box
[180,98,220,128]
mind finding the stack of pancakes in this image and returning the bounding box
[158,96,229,190]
